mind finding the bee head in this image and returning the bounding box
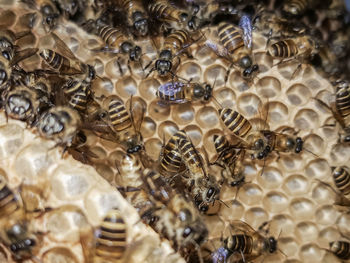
[268,237,277,253]
[129,46,142,62]
[295,137,303,153]
[0,68,8,86]
[7,93,33,121]
[239,55,252,69]
[133,12,148,36]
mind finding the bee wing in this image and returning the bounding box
[10,48,38,65]
[229,220,255,235]
[50,32,78,61]
[239,15,253,50]
[158,82,187,103]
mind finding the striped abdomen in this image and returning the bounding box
[39,49,71,71]
[148,1,183,22]
[335,85,350,118]
[178,138,204,175]
[156,82,185,102]
[283,0,308,15]
[108,100,132,132]
[333,167,350,195]
[163,30,190,55]
[213,134,238,164]
[160,148,185,175]
[0,180,19,218]
[95,208,127,260]
[68,89,87,113]
[219,108,252,138]
[268,39,298,58]
[330,241,350,260]
[225,234,253,255]
[117,0,144,17]
[218,23,244,54]
[98,25,127,49]
[163,130,187,157]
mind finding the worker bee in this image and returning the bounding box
[148,0,196,31]
[115,0,148,36]
[332,166,350,195]
[329,241,350,260]
[212,134,245,188]
[81,208,127,263]
[156,80,212,104]
[0,179,45,261]
[36,106,82,147]
[22,0,60,32]
[67,86,90,114]
[53,0,83,19]
[315,81,350,142]
[39,33,96,86]
[222,220,280,262]
[116,153,144,188]
[204,22,259,80]
[282,0,332,16]
[147,29,193,77]
[0,29,32,62]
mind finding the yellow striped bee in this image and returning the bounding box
[332,166,350,195]
[116,0,149,36]
[81,208,127,263]
[205,22,259,80]
[329,241,350,260]
[147,29,193,77]
[156,80,212,104]
[222,220,280,262]
[0,179,45,261]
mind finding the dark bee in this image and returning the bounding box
[37,106,82,147]
[205,22,259,79]
[148,29,192,77]
[53,0,83,19]
[332,166,350,195]
[223,220,279,262]
[115,0,149,36]
[218,108,252,138]
[213,134,245,188]
[329,241,350,260]
[148,0,195,31]
[156,80,212,104]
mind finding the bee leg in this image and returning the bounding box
[224,63,233,84]
[116,57,124,76]
[290,63,303,80]
[127,59,133,75]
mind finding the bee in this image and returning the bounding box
[101,96,144,154]
[213,134,245,188]
[156,80,212,104]
[222,220,279,262]
[22,0,60,32]
[332,166,350,195]
[0,179,44,261]
[329,241,350,260]
[205,22,259,79]
[116,153,144,188]
[53,0,83,19]
[0,29,30,62]
[267,35,319,63]
[36,106,82,147]
[81,208,127,263]
[315,81,350,142]
[67,86,89,114]
[39,33,96,85]
[148,0,195,31]
[282,0,332,16]
[115,0,148,36]
[147,29,193,77]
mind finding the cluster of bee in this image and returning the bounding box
[0,0,350,262]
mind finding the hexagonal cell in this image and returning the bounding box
[177,61,202,82]
[204,64,227,89]
[219,199,245,222]
[299,243,324,263]
[183,125,203,146]
[144,138,162,161]
[194,46,217,66]
[171,102,195,125]
[305,158,331,180]
[157,121,179,142]
[140,116,157,138]
[0,123,24,159]
[148,100,171,121]
[283,174,309,196]
[42,247,80,263]
[254,52,273,73]
[289,198,315,220]
[214,87,236,108]
[266,101,289,124]
[256,166,283,190]
[237,93,262,117]
[244,207,269,228]
[94,163,115,183]
[295,221,319,242]
[195,106,219,129]
[238,183,264,206]
[139,78,160,101]
[262,191,289,213]
[115,76,138,98]
[272,214,295,237]
[294,109,320,130]
[286,83,312,106]
[256,76,281,98]
[0,9,16,27]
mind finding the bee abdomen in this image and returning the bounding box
[330,241,350,260]
[164,130,187,156]
[333,167,350,195]
[148,2,172,20]
[269,39,298,58]
[163,30,190,53]
[219,108,252,138]
[226,234,253,254]
[40,49,65,70]
[96,208,127,260]
[160,149,183,174]
[98,25,126,49]
[108,100,132,132]
[218,23,244,54]
[335,86,350,118]
[178,139,202,169]
[69,90,87,112]
[284,0,308,15]
[0,180,19,217]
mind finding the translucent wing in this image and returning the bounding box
[157,81,187,103]
[239,15,252,50]
[51,32,78,60]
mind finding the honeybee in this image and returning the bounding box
[222,220,280,262]
[156,80,212,104]
[282,0,332,16]
[213,134,245,188]
[0,179,44,261]
[81,208,128,263]
[332,166,350,195]
[147,29,193,77]
[115,0,148,36]
[329,240,350,260]
[116,153,144,188]
[53,0,83,18]
[204,22,259,80]
[267,35,320,73]
[315,80,350,142]
[0,29,31,62]
[36,106,82,147]
[22,0,60,32]
[39,33,96,85]
[148,0,196,31]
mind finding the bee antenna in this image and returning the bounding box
[211,96,223,108]
[218,199,230,208]
[304,147,319,158]
[259,157,267,176]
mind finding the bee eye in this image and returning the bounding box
[2,51,10,60]
[255,139,264,149]
[207,187,215,198]
[183,227,192,238]
[239,56,252,68]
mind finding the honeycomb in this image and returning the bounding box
[0,1,350,263]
